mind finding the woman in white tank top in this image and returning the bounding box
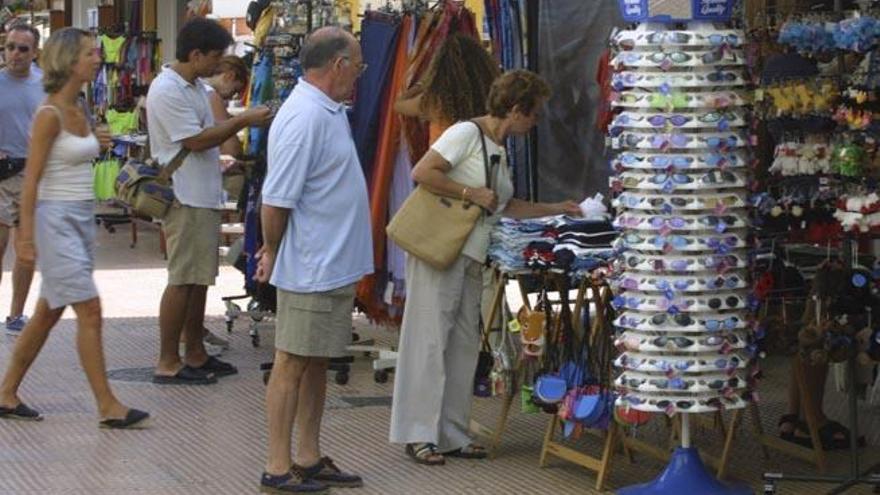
[0,28,148,429]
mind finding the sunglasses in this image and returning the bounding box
[624,233,694,250]
[5,43,31,53]
[612,71,746,88]
[700,377,741,390]
[700,275,744,289]
[619,133,694,149]
[648,377,691,390]
[650,313,694,327]
[706,295,743,309]
[615,91,748,109]
[617,49,739,66]
[702,316,741,331]
[699,135,741,150]
[615,114,694,127]
[626,253,694,271]
[700,235,742,252]
[652,336,695,348]
[649,358,696,371]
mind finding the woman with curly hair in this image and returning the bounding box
[395,33,501,143]
[0,28,148,428]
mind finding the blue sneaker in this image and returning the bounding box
[259,471,327,494]
[5,315,28,335]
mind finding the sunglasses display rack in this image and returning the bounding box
[608,21,755,495]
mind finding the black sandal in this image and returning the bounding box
[406,443,445,466]
[778,414,813,448]
[0,402,43,421]
[152,365,217,385]
[99,409,150,430]
[446,444,488,459]
[819,420,867,450]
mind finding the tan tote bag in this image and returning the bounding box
[386,121,492,270]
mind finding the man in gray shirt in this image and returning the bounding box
[0,23,44,335]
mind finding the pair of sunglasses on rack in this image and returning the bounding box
[613,111,744,128]
[616,274,746,292]
[613,49,743,67]
[615,152,744,169]
[613,292,746,310]
[623,253,745,272]
[613,30,743,48]
[612,71,747,90]
[618,313,743,332]
[618,356,744,375]
[618,170,743,187]
[615,193,747,211]
[646,334,742,348]
[621,233,745,251]
[615,132,744,150]
[613,91,749,109]
[616,214,745,230]
[620,376,741,391]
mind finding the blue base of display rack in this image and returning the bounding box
[617,448,753,495]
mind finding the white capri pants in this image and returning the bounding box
[389,253,483,451]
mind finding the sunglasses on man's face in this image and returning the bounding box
[5,43,31,54]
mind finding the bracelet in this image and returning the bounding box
[461,187,470,201]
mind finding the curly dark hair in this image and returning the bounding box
[420,34,501,123]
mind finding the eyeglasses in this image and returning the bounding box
[341,56,368,74]
[614,31,744,48]
[4,43,31,53]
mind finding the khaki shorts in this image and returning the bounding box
[164,202,221,286]
[275,284,356,358]
[0,173,24,227]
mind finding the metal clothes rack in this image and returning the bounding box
[763,237,880,494]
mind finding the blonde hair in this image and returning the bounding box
[216,55,249,85]
[40,27,91,94]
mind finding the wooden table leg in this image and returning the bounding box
[539,416,557,467]
[717,408,742,480]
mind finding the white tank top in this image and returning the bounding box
[37,105,100,201]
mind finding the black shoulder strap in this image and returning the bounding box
[470,120,492,190]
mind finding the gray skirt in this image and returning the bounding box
[35,199,98,309]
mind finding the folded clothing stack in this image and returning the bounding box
[489,215,617,272]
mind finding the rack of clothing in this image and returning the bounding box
[353,0,479,325]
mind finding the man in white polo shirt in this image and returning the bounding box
[146,17,271,385]
[255,27,372,493]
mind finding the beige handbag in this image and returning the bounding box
[386,121,492,270]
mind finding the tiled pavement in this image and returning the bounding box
[1,223,879,494]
